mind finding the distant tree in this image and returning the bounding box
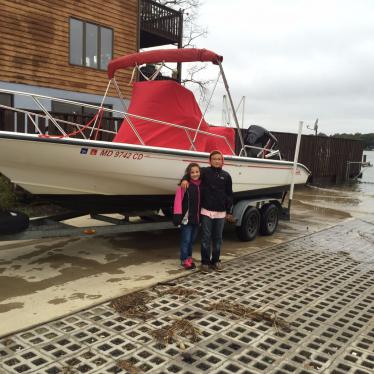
[332,133,374,149]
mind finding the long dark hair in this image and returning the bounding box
[184,163,200,181]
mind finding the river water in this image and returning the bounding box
[295,150,374,219]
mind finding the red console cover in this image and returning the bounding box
[113,80,235,155]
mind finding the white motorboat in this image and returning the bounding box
[0,48,310,214]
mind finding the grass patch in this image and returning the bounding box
[0,173,65,217]
[0,174,16,210]
[150,318,200,345]
[207,301,292,333]
[109,291,154,320]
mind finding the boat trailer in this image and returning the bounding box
[0,193,291,242]
[0,211,175,241]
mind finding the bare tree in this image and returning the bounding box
[155,0,213,103]
[156,0,207,48]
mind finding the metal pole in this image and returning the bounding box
[346,162,350,181]
[113,78,145,145]
[191,71,221,145]
[176,10,183,83]
[218,61,245,155]
[287,121,303,217]
[221,95,226,125]
[89,79,112,138]
[32,96,67,136]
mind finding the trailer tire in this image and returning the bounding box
[0,210,30,235]
[236,206,260,241]
[260,203,279,236]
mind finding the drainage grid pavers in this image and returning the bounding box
[351,334,374,355]
[268,360,317,374]
[337,346,374,373]
[1,218,373,373]
[91,334,140,360]
[157,349,229,373]
[1,349,50,374]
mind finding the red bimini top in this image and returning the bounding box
[113,80,235,155]
[107,48,223,79]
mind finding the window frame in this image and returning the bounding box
[69,17,114,71]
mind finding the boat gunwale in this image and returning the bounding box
[0,130,311,175]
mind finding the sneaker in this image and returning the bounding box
[211,261,223,272]
[188,257,196,269]
[200,264,210,274]
[180,258,191,267]
[182,259,193,270]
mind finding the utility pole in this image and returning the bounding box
[307,118,318,136]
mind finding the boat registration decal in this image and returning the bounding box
[80,147,144,160]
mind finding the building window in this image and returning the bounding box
[69,18,113,70]
[0,93,13,107]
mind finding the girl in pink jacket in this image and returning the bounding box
[173,163,201,270]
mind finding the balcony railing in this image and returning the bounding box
[140,0,183,48]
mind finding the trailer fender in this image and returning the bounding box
[233,199,283,226]
[233,200,254,226]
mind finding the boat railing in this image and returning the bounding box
[0,104,118,139]
[239,145,282,160]
[0,88,235,154]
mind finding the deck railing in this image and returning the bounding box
[141,0,182,43]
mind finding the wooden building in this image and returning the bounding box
[0,0,183,114]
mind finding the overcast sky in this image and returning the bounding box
[192,0,374,135]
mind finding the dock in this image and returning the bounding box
[0,217,373,373]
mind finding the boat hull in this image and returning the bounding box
[0,132,310,213]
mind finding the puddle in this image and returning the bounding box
[0,302,24,313]
[48,298,67,305]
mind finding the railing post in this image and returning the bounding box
[177,9,183,83]
[345,161,350,181]
[287,121,303,219]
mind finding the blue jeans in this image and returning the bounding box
[180,224,199,261]
[200,215,225,265]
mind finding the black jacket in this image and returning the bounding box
[173,181,201,226]
[183,166,233,214]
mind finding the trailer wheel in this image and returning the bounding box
[0,210,29,235]
[260,203,279,236]
[236,207,260,241]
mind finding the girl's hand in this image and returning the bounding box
[181,180,189,190]
[225,214,236,224]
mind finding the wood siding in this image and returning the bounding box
[272,132,364,184]
[0,0,139,98]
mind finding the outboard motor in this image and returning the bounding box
[244,125,281,159]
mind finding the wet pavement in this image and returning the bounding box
[0,217,373,373]
[0,200,347,338]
